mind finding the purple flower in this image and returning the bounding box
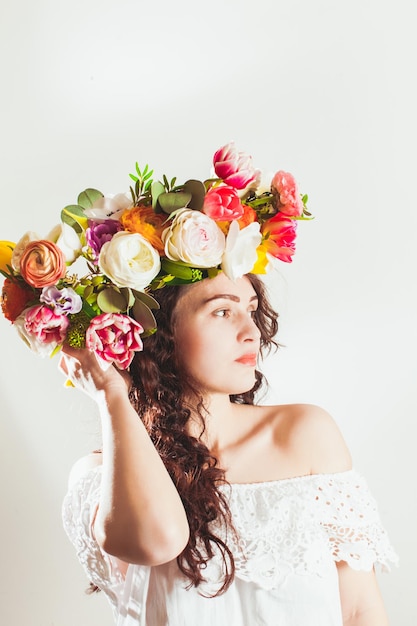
[40,286,83,315]
[86,219,123,262]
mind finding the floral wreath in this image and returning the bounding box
[0,142,311,370]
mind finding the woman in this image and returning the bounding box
[61,271,397,626]
[1,142,396,624]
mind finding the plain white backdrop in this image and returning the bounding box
[0,1,415,624]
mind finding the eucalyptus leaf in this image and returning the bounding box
[158,191,192,214]
[151,181,165,210]
[77,188,103,209]
[131,299,157,331]
[131,289,160,310]
[97,288,128,313]
[120,287,135,309]
[183,179,206,211]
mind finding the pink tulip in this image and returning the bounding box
[271,171,304,217]
[213,142,260,190]
[86,313,144,370]
[261,215,297,263]
[24,304,69,344]
[202,185,245,221]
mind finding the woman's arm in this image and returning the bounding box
[60,346,190,566]
[337,562,389,625]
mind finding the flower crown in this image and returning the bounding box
[0,142,311,370]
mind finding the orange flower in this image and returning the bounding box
[120,206,166,254]
[238,205,257,228]
[19,240,66,288]
[1,278,35,322]
[215,205,258,236]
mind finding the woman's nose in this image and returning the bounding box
[238,314,261,342]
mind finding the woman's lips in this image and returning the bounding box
[235,354,258,366]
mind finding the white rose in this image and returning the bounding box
[47,223,83,264]
[14,311,58,357]
[84,192,132,220]
[99,231,161,291]
[221,221,262,281]
[11,231,40,271]
[162,208,225,268]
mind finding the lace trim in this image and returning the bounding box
[62,467,398,594]
[204,470,398,589]
[62,468,125,608]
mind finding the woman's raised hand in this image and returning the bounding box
[58,345,131,401]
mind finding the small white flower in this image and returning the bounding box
[47,223,83,264]
[84,192,132,220]
[221,221,262,281]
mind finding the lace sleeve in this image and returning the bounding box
[315,470,399,572]
[62,466,126,610]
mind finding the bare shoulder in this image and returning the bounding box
[67,451,102,490]
[270,403,352,475]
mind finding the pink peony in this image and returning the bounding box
[86,313,144,370]
[261,215,297,263]
[271,171,304,217]
[203,185,245,221]
[24,304,70,344]
[213,142,260,190]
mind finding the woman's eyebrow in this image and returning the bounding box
[201,294,258,305]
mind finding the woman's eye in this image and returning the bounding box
[249,309,258,319]
[213,309,229,318]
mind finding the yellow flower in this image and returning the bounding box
[0,240,15,273]
[251,244,269,274]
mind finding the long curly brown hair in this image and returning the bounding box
[127,274,279,595]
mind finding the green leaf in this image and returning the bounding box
[97,287,129,313]
[120,287,135,309]
[77,188,103,209]
[183,179,206,211]
[131,289,160,310]
[151,181,165,210]
[158,191,192,214]
[131,298,157,331]
[61,205,87,234]
[81,299,98,319]
[129,173,138,182]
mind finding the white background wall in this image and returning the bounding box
[0,1,415,624]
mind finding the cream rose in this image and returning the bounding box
[98,231,161,291]
[221,221,262,281]
[162,208,225,268]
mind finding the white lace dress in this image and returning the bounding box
[62,467,397,626]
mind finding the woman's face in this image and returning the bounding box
[173,273,261,397]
